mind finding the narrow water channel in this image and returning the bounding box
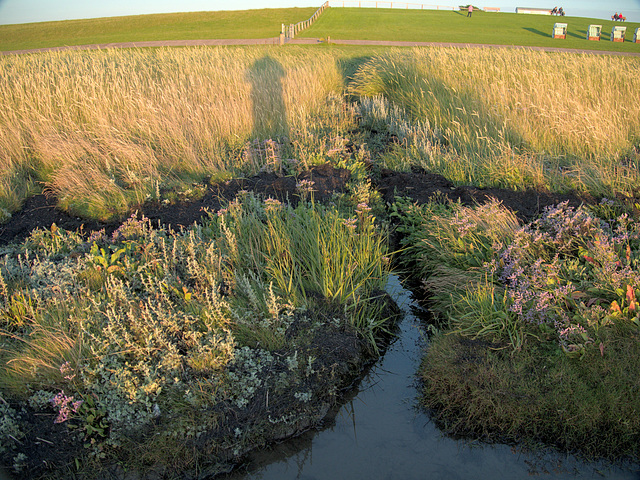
[221,275,640,480]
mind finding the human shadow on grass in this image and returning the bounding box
[336,56,375,100]
[247,56,289,140]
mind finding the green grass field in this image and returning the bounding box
[0,8,316,51]
[1,7,639,53]
[304,8,640,52]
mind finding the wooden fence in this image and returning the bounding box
[283,1,329,40]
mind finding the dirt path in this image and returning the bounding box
[328,38,640,56]
[2,37,639,56]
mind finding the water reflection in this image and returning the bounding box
[220,276,640,480]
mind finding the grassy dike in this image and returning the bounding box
[304,8,640,53]
[2,7,639,53]
[0,8,317,51]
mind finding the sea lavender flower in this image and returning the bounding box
[296,179,316,202]
[59,361,75,381]
[296,179,315,194]
[451,212,475,237]
[87,229,106,243]
[51,391,83,424]
[355,202,372,216]
[342,217,357,231]
[264,197,282,213]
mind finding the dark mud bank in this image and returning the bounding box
[0,164,594,248]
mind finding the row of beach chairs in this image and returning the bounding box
[552,23,639,43]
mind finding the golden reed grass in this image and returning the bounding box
[352,48,640,196]
[0,47,342,219]
[2,46,640,220]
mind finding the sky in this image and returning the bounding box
[0,0,639,25]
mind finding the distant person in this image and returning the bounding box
[551,6,557,15]
[558,6,564,16]
[613,12,619,20]
[467,4,473,17]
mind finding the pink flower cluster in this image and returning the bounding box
[51,391,83,424]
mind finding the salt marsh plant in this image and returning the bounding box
[398,196,640,352]
[393,197,525,346]
[0,47,343,219]
[0,193,391,475]
[352,48,640,197]
[203,192,389,348]
[397,197,640,458]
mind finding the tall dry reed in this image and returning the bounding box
[352,48,640,196]
[0,47,342,219]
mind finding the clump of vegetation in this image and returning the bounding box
[351,49,640,197]
[0,193,392,477]
[395,196,640,459]
[0,47,344,220]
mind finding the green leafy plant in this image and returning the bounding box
[74,395,109,445]
[89,243,127,274]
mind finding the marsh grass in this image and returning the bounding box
[422,331,640,459]
[2,47,640,222]
[204,192,390,349]
[0,47,343,220]
[392,196,519,280]
[352,49,640,197]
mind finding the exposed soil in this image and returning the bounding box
[0,163,349,247]
[0,163,592,248]
[375,167,595,223]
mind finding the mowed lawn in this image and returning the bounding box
[303,8,640,52]
[0,8,316,51]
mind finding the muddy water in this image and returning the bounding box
[221,275,640,480]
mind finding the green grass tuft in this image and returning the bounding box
[422,331,640,460]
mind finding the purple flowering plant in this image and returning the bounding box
[493,201,640,355]
[397,196,640,355]
[51,391,83,424]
